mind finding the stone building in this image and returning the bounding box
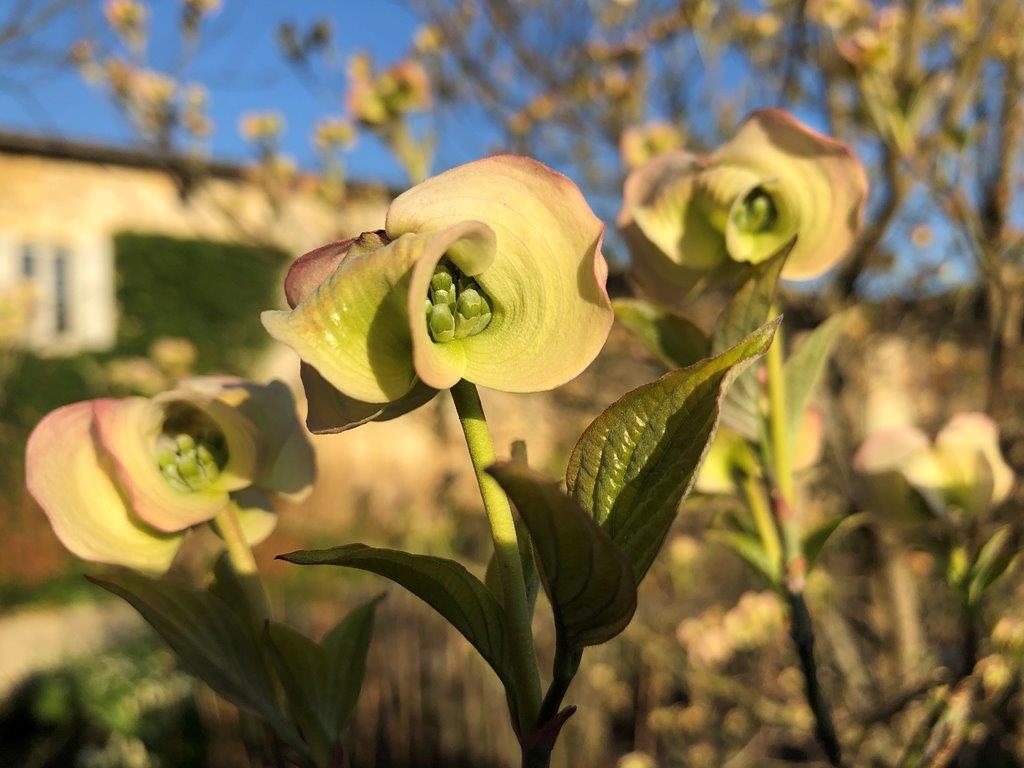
[0,131,390,355]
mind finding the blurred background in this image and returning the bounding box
[0,1,1022,766]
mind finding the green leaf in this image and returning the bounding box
[801,512,869,571]
[784,312,847,440]
[707,530,779,585]
[278,545,512,688]
[613,298,710,369]
[488,462,637,649]
[566,319,780,583]
[208,553,268,631]
[967,525,1017,606]
[711,241,791,439]
[265,595,382,767]
[88,569,290,738]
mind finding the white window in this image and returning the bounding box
[0,237,116,354]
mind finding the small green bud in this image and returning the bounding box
[178,456,200,478]
[733,187,777,234]
[158,430,224,492]
[457,288,483,317]
[429,304,456,343]
[430,265,454,294]
[433,287,456,309]
[426,258,493,343]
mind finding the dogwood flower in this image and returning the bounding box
[25,377,314,573]
[262,155,613,432]
[619,109,868,302]
[854,412,1014,518]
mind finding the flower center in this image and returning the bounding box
[157,406,227,492]
[732,187,778,234]
[425,258,493,343]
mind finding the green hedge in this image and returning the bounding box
[1,233,289,489]
[114,232,288,372]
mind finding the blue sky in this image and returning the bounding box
[0,0,469,185]
[0,1,974,293]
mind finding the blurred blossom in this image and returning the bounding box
[617,753,656,768]
[93,60,181,139]
[723,707,751,738]
[585,663,633,713]
[855,412,1015,517]
[735,11,783,43]
[676,703,711,733]
[347,55,432,127]
[979,655,1013,696]
[668,534,701,568]
[149,336,197,378]
[620,109,868,302]
[184,0,221,12]
[239,110,285,143]
[105,357,168,396]
[686,743,718,768]
[70,39,97,69]
[526,94,557,121]
[414,24,444,54]
[182,0,222,36]
[807,0,873,30]
[677,592,785,668]
[105,58,135,100]
[104,0,148,49]
[181,83,213,138]
[26,378,315,573]
[835,7,904,72]
[508,109,533,136]
[246,153,300,201]
[620,122,686,170]
[647,706,676,733]
[911,224,933,248]
[778,666,807,698]
[314,117,357,152]
[992,616,1024,653]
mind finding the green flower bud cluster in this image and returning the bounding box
[157,431,226,492]
[425,259,493,343]
[731,187,778,234]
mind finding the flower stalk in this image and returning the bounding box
[450,379,543,734]
[212,503,268,625]
[764,327,844,768]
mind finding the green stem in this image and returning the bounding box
[212,503,268,623]
[766,328,800,572]
[212,505,298,765]
[450,380,543,734]
[538,643,582,728]
[763,326,844,767]
[737,468,784,579]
